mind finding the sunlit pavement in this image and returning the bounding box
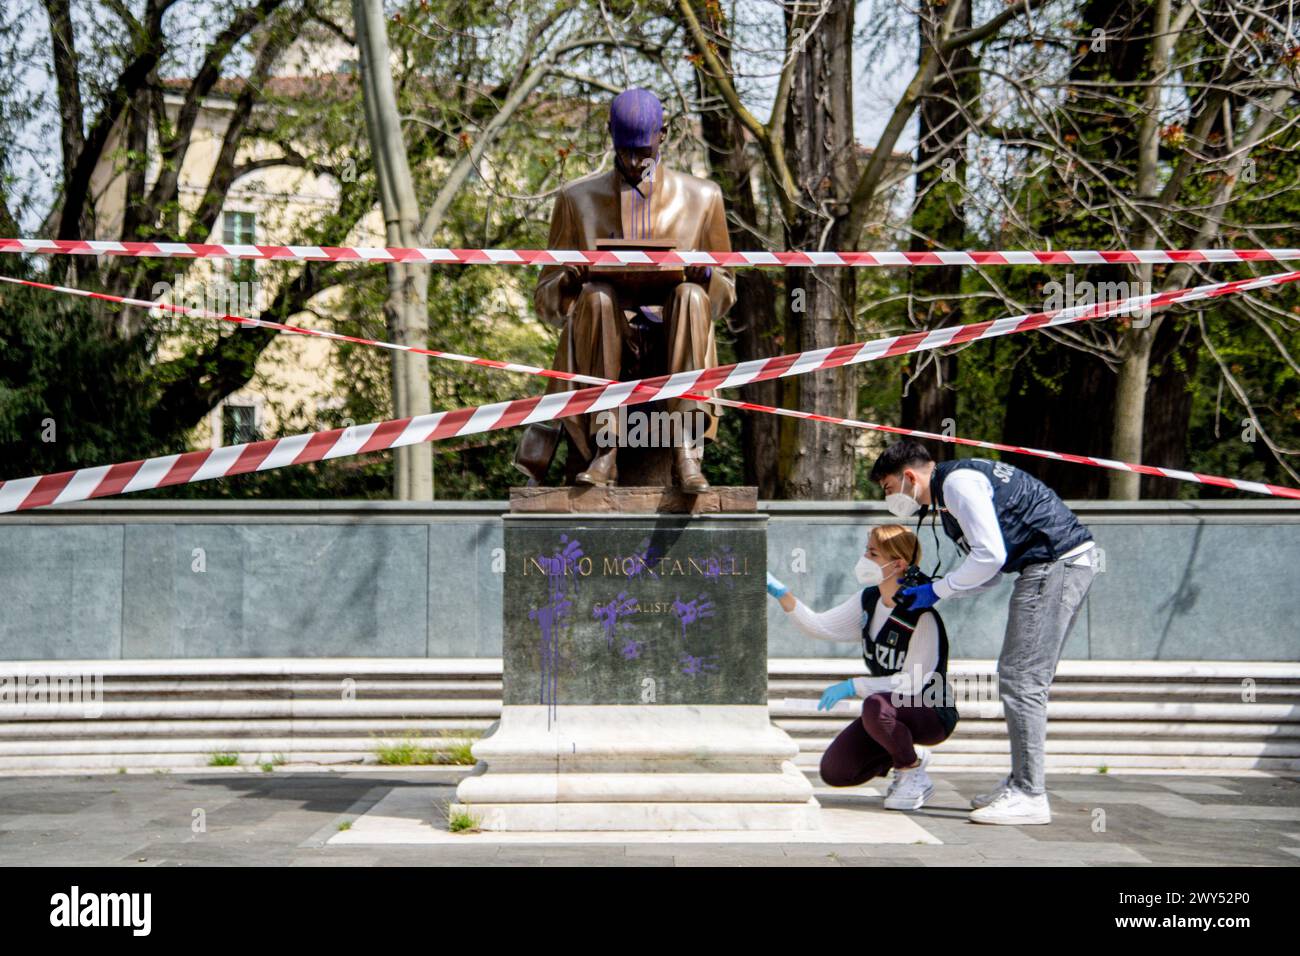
[2,769,1297,867]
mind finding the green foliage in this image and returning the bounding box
[373,730,479,766]
[0,275,177,479]
[440,734,478,767]
[1186,299,1300,497]
[5,0,1297,503]
[446,805,481,833]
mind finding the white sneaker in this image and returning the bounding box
[968,786,1051,825]
[883,747,933,811]
[970,774,1012,810]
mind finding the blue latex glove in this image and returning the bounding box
[899,581,939,610]
[766,572,789,599]
[818,679,857,711]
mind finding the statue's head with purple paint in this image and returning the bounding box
[609,88,664,185]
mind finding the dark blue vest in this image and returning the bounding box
[930,458,1092,573]
[859,587,958,734]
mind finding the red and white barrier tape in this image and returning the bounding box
[0,272,746,420]
[7,270,1300,502]
[5,267,1296,420]
[731,409,1300,499]
[0,274,607,384]
[2,269,1298,511]
[3,237,1300,268]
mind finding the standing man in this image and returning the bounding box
[868,440,1100,825]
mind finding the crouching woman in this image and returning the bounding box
[766,524,959,811]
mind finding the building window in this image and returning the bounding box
[222,403,259,445]
[222,211,257,283]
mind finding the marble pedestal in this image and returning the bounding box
[451,489,820,831]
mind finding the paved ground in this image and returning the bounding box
[1,769,1297,866]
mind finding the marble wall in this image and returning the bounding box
[0,499,1295,661]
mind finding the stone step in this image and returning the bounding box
[2,658,1296,772]
[792,751,1300,772]
[777,700,1300,721]
[771,659,1300,680]
[9,732,1290,761]
[13,657,1298,680]
[7,698,1294,723]
[0,752,379,771]
[3,750,1291,774]
[63,680,504,700]
[0,700,505,720]
[790,736,1300,758]
[0,736,478,757]
[455,767,813,804]
[770,680,1300,701]
[0,718,497,739]
[774,718,1300,739]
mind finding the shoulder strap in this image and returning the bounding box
[923,608,950,677]
[887,595,923,629]
[859,586,880,618]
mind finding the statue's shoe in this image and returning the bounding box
[674,445,710,494]
[575,449,618,487]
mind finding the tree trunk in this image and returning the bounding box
[1140,315,1197,498]
[697,61,781,496]
[778,0,857,500]
[1109,0,1172,499]
[1110,323,1156,498]
[1000,336,1115,498]
[901,0,972,447]
[354,0,433,500]
[1015,0,1149,499]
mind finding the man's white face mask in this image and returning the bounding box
[885,474,922,518]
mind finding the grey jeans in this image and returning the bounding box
[998,548,1099,796]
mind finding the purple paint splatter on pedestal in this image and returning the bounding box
[679,653,720,677]
[670,593,716,641]
[701,544,739,589]
[531,534,583,724]
[626,538,660,579]
[592,590,638,647]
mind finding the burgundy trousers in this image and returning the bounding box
[819,692,953,787]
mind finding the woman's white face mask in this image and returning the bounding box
[885,474,922,518]
[854,555,896,587]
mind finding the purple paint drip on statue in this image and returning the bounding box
[628,159,656,239]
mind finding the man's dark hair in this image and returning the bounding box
[868,440,934,483]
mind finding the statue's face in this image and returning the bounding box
[613,127,664,184]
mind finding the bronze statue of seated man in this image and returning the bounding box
[515,87,736,494]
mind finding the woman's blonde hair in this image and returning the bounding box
[870,524,920,567]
